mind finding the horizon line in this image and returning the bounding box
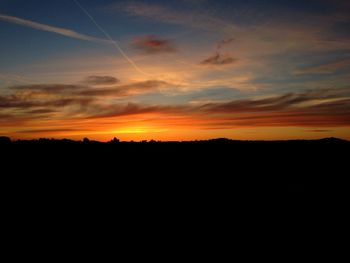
[1,136,348,143]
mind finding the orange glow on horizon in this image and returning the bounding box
[4,111,350,142]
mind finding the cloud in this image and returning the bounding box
[0,94,93,109]
[217,38,234,49]
[1,84,94,110]
[209,104,350,128]
[83,76,119,85]
[0,13,110,44]
[87,103,184,119]
[195,89,350,127]
[294,58,350,75]
[200,89,350,113]
[78,80,171,97]
[115,2,235,32]
[1,80,173,116]
[122,80,171,93]
[0,113,12,120]
[27,109,58,114]
[200,38,236,66]
[77,87,124,97]
[6,80,172,100]
[11,84,86,93]
[1,80,350,132]
[307,129,333,132]
[84,88,350,127]
[199,93,305,113]
[200,52,236,66]
[16,128,79,134]
[132,35,176,54]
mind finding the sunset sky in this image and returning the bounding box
[0,0,349,141]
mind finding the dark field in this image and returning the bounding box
[3,136,347,260]
[1,136,349,239]
[1,137,348,199]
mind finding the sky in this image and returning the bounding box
[0,0,349,141]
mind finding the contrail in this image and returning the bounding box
[0,13,111,44]
[72,0,150,76]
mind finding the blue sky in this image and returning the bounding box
[0,0,349,140]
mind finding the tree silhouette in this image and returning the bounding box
[0,136,11,144]
[109,137,120,144]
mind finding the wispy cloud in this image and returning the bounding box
[200,52,236,66]
[15,128,79,134]
[87,103,184,119]
[199,90,350,113]
[0,13,110,43]
[11,84,86,93]
[195,89,350,127]
[306,129,333,133]
[0,93,93,109]
[217,38,234,49]
[294,58,350,75]
[115,1,235,32]
[82,88,350,129]
[82,76,119,86]
[78,80,172,97]
[200,38,236,66]
[2,80,350,129]
[132,35,176,54]
[5,79,174,103]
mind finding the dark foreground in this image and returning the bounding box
[1,137,348,200]
[1,137,347,255]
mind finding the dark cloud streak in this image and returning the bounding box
[200,52,236,66]
[78,80,170,97]
[132,35,176,54]
[83,76,119,85]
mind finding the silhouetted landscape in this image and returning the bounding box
[2,0,350,243]
[1,0,350,208]
[1,136,348,206]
